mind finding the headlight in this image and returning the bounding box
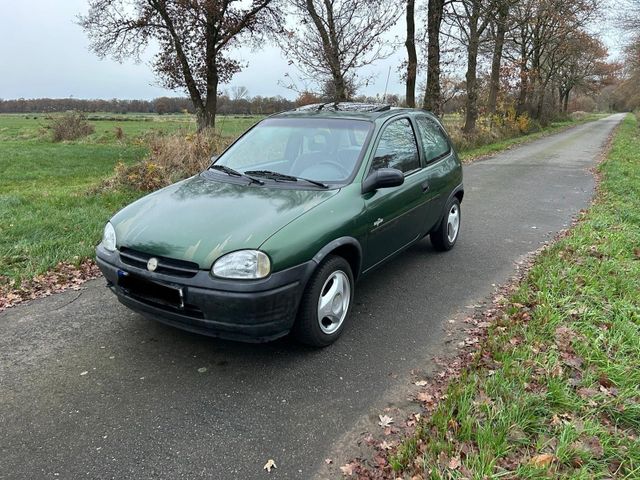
[212,250,270,279]
[102,222,117,252]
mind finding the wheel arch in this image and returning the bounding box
[444,183,464,214]
[311,237,363,281]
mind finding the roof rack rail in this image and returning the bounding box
[294,102,393,113]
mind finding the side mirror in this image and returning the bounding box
[362,168,404,194]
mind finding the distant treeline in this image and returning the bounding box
[0,96,297,115]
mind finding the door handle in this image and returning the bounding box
[421,181,430,192]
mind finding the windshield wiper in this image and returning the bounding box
[244,170,329,189]
[209,165,264,185]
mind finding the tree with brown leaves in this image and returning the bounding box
[79,0,280,131]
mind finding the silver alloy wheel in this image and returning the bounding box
[317,270,351,335]
[447,204,460,243]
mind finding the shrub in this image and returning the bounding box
[114,126,124,140]
[570,111,589,121]
[49,111,95,142]
[105,129,233,191]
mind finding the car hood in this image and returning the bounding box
[111,174,339,269]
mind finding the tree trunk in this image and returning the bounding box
[423,0,444,115]
[563,90,570,112]
[331,71,348,101]
[516,43,528,115]
[463,35,480,133]
[405,0,417,108]
[535,87,545,120]
[198,69,219,131]
[488,2,508,115]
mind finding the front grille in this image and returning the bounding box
[119,247,200,278]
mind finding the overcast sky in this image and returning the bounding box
[0,0,624,101]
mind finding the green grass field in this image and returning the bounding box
[0,113,260,285]
[391,113,640,478]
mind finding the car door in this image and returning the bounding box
[414,115,457,233]
[362,117,428,271]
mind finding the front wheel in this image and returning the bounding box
[430,197,461,251]
[292,255,354,347]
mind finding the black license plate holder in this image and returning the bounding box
[118,272,184,309]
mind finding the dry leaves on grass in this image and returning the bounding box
[529,453,555,467]
[0,259,100,311]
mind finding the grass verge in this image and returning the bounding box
[389,113,640,478]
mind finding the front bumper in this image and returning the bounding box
[96,245,316,342]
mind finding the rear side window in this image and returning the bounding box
[371,118,420,174]
[415,116,451,163]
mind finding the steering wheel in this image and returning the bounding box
[316,160,350,178]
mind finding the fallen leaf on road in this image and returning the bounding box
[414,380,428,386]
[529,453,555,467]
[416,392,433,403]
[324,458,332,464]
[197,367,207,373]
[378,414,393,428]
[379,440,393,450]
[373,454,387,467]
[263,459,277,473]
[80,371,88,376]
[340,462,357,476]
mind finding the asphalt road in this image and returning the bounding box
[0,113,625,480]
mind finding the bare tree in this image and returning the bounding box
[422,0,446,115]
[282,0,402,101]
[230,86,250,101]
[405,0,418,107]
[79,0,280,131]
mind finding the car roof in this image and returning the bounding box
[271,102,435,122]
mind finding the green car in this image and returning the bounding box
[96,103,463,346]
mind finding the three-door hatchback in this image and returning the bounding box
[96,103,464,346]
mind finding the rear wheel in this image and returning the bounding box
[292,255,354,347]
[430,197,461,251]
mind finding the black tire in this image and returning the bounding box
[430,196,461,251]
[292,255,354,347]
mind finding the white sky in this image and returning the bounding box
[0,0,625,101]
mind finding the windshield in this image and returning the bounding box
[213,118,372,184]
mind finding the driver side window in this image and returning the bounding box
[371,119,420,174]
